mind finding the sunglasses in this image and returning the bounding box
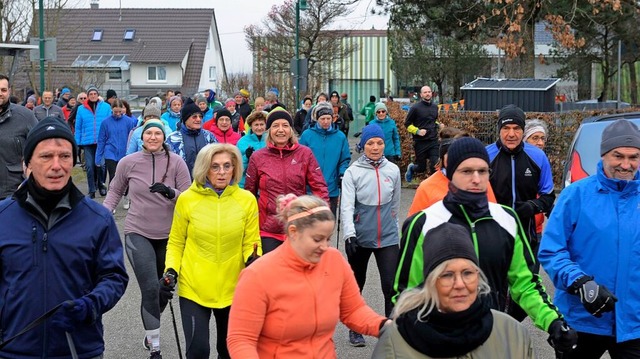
[376,110,386,113]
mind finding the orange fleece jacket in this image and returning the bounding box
[408,170,497,216]
[227,240,385,358]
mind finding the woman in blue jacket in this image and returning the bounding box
[96,99,138,188]
[236,111,267,188]
[299,101,350,215]
[161,96,182,131]
[369,102,401,164]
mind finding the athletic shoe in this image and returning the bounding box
[143,336,151,350]
[88,192,96,199]
[348,330,366,347]
[405,163,415,182]
[149,350,162,359]
[98,183,107,197]
[112,209,116,215]
[123,196,130,210]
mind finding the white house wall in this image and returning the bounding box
[198,21,224,93]
[130,63,183,88]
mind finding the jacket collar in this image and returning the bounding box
[281,239,317,271]
[595,160,640,193]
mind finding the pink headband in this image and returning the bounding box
[287,206,331,223]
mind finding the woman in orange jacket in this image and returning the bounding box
[227,194,388,358]
[408,128,497,216]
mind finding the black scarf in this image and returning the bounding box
[444,182,490,220]
[0,100,10,116]
[26,174,72,216]
[396,298,493,358]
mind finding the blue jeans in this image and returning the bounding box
[82,145,105,194]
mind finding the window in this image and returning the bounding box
[148,66,167,81]
[209,66,216,81]
[92,30,103,41]
[123,29,135,41]
[108,70,122,80]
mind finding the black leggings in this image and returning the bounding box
[125,234,168,331]
[179,297,230,359]
[414,140,439,175]
[261,236,283,254]
[347,245,399,317]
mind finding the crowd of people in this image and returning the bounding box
[0,73,638,359]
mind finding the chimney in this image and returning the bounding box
[90,0,99,9]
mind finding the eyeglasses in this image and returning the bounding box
[376,110,386,114]
[438,269,479,288]
[210,163,234,173]
[78,97,87,100]
[454,168,491,177]
[529,135,546,142]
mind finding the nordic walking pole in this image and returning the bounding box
[168,300,183,359]
[65,332,79,359]
[336,191,341,250]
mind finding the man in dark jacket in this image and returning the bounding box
[404,85,439,182]
[0,117,128,358]
[0,74,38,200]
[485,104,555,261]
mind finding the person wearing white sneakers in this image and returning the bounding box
[103,120,191,358]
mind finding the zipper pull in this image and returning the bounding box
[42,233,48,252]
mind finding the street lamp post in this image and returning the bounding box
[38,0,45,92]
[295,0,308,110]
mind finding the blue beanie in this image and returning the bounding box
[358,124,385,150]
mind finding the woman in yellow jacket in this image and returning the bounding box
[164,143,261,359]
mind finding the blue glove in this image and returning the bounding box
[51,298,94,332]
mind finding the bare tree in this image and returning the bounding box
[245,0,358,107]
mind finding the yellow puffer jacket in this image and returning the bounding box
[166,181,261,308]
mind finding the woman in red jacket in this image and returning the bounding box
[245,107,329,253]
[227,194,388,358]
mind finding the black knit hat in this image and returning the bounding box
[106,89,117,101]
[24,117,77,166]
[600,119,640,156]
[423,223,479,280]
[497,104,526,130]
[446,137,490,180]
[266,107,294,129]
[215,108,232,124]
[181,98,202,123]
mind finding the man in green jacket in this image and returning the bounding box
[393,137,578,356]
[359,95,377,125]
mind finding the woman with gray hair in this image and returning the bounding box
[372,222,536,358]
[164,143,261,359]
[524,118,548,246]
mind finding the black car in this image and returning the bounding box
[562,112,640,188]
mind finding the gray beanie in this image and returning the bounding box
[423,223,479,280]
[143,103,161,119]
[600,119,640,156]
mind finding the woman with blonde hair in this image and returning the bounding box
[373,222,536,358]
[163,143,261,359]
[245,108,328,253]
[227,194,388,358]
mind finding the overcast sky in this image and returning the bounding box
[78,0,389,73]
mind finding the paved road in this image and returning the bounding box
[73,141,599,358]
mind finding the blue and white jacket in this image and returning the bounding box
[340,156,401,248]
[166,126,216,176]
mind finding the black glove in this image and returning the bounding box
[569,276,618,317]
[345,237,358,258]
[149,182,175,199]
[51,298,94,332]
[392,155,400,162]
[159,268,178,301]
[547,318,578,354]
[514,201,536,220]
[245,146,255,159]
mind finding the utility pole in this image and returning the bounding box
[38,0,45,93]
[295,0,308,110]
